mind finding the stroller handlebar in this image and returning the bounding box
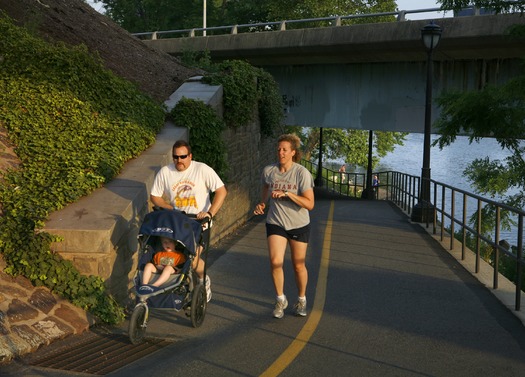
[153,206,213,229]
[152,206,212,227]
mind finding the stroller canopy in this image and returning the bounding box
[138,210,202,256]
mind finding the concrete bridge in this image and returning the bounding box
[140,12,525,133]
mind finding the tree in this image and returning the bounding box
[433,0,525,236]
[263,0,397,23]
[96,0,398,33]
[438,0,525,13]
[96,0,223,33]
[288,127,407,170]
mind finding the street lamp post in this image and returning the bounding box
[411,21,442,223]
[203,0,207,36]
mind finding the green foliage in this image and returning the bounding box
[200,59,283,136]
[434,71,525,231]
[180,50,215,73]
[434,76,525,150]
[0,15,164,324]
[100,0,397,34]
[170,98,228,180]
[438,0,525,13]
[170,59,284,178]
[257,69,285,136]
[98,0,219,33]
[265,0,397,26]
[293,127,407,170]
[203,60,259,129]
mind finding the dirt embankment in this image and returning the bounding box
[0,0,201,173]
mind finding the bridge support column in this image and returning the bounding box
[361,130,376,200]
[314,127,324,187]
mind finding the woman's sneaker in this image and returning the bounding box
[272,296,288,319]
[293,299,307,317]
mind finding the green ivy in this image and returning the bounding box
[0,13,285,325]
[203,60,259,129]
[257,69,285,137]
[175,58,283,175]
[200,59,283,136]
[0,14,166,324]
[170,98,228,181]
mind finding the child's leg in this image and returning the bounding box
[152,265,175,287]
[141,263,156,285]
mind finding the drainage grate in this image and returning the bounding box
[24,330,172,375]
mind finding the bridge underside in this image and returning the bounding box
[265,59,521,133]
[143,13,525,133]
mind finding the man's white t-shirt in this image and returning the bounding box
[151,161,224,215]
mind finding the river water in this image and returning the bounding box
[377,133,512,187]
[330,133,522,246]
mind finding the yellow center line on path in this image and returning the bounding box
[260,201,334,377]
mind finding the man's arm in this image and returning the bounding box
[207,185,227,217]
[150,194,173,210]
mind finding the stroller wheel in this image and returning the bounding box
[129,303,148,344]
[190,283,207,328]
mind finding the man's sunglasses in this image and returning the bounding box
[173,154,188,160]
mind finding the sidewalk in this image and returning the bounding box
[2,192,525,376]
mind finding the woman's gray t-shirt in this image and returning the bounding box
[262,162,314,230]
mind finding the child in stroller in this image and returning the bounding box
[128,209,209,344]
[139,236,187,290]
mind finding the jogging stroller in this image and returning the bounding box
[128,209,209,344]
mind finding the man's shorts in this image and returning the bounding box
[266,223,311,243]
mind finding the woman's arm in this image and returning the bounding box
[254,184,270,215]
[273,188,315,211]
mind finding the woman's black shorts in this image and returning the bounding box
[266,223,311,243]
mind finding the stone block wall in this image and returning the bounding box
[44,77,282,305]
[210,114,279,245]
[0,258,91,364]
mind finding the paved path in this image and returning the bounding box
[3,193,525,376]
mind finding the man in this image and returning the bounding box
[150,140,227,301]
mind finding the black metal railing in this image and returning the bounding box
[302,160,525,311]
[301,159,365,198]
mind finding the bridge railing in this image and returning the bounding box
[302,160,525,311]
[132,6,465,40]
[390,170,525,312]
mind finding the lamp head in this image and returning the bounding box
[421,21,442,51]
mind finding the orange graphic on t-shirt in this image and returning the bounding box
[174,185,198,209]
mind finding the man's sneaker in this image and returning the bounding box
[294,300,307,317]
[272,297,288,319]
[205,275,211,303]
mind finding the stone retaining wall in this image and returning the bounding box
[45,77,279,304]
[0,258,91,364]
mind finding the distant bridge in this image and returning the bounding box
[138,11,525,133]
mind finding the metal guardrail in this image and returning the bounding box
[132,6,463,40]
[301,159,366,198]
[302,160,525,311]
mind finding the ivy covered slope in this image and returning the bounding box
[0,15,165,324]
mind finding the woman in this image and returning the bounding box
[254,134,315,318]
